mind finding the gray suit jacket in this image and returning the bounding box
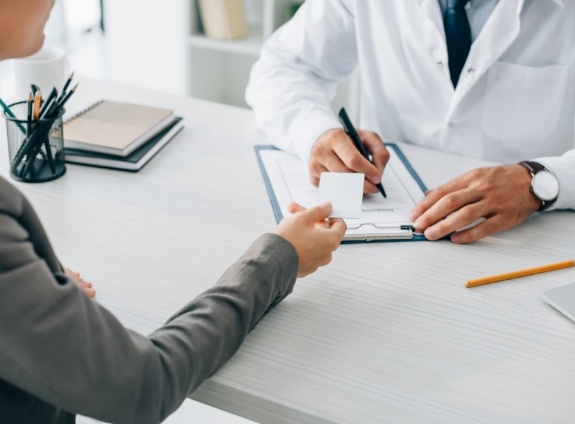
[0,176,298,423]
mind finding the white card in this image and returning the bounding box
[318,172,364,218]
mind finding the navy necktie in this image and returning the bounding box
[443,0,472,87]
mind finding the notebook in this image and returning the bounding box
[255,143,428,242]
[63,100,177,157]
[64,117,184,172]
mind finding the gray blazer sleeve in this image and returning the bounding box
[0,177,298,424]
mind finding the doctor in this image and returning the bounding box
[246,0,575,244]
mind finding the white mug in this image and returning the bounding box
[11,47,70,101]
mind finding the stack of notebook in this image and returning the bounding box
[63,100,184,171]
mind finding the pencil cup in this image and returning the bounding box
[4,101,66,183]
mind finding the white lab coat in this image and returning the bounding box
[246,0,575,210]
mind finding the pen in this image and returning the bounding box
[24,84,76,177]
[19,119,55,178]
[466,259,575,288]
[338,107,387,198]
[39,89,57,174]
[38,87,58,119]
[27,92,33,134]
[0,97,26,134]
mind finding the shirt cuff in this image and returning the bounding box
[290,110,341,163]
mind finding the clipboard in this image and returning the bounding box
[255,143,428,243]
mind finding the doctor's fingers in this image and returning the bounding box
[408,171,479,222]
[449,199,539,243]
[449,215,510,244]
[309,150,379,192]
[416,185,532,242]
[332,138,384,186]
[310,128,381,183]
[357,130,389,172]
[308,161,329,186]
[411,187,482,236]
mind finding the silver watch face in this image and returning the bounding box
[532,171,559,201]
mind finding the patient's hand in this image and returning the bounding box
[65,267,96,298]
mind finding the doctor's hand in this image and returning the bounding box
[274,202,346,278]
[409,164,540,244]
[309,128,390,194]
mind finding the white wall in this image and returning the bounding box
[100,0,189,95]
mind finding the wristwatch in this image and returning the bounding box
[518,161,559,211]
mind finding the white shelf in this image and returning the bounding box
[187,25,263,57]
[185,0,357,112]
[186,0,297,108]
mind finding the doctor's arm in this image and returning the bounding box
[246,0,353,161]
[409,149,575,244]
[246,0,388,191]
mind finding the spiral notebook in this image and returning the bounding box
[63,100,177,157]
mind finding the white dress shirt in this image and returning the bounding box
[246,0,575,211]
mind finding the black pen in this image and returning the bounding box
[56,83,78,110]
[338,107,387,198]
[38,87,58,119]
[27,92,33,135]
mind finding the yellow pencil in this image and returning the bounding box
[466,259,575,288]
[32,89,42,120]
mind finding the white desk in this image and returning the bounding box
[2,78,575,424]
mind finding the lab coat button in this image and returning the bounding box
[437,61,444,70]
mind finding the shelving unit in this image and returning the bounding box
[186,0,359,117]
[186,0,296,107]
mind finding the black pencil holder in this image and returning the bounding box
[4,101,66,183]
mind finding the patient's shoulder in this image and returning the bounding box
[0,176,26,217]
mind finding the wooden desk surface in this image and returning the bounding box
[2,78,575,424]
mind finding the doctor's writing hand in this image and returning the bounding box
[274,202,346,278]
[309,128,390,194]
[409,165,540,244]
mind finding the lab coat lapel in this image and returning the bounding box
[416,0,445,40]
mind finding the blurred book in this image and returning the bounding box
[198,0,249,40]
[64,117,184,172]
[63,100,177,156]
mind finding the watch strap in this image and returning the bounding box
[519,160,546,175]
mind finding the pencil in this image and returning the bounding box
[466,260,575,288]
[32,89,42,120]
[56,83,78,110]
[58,70,75,102]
